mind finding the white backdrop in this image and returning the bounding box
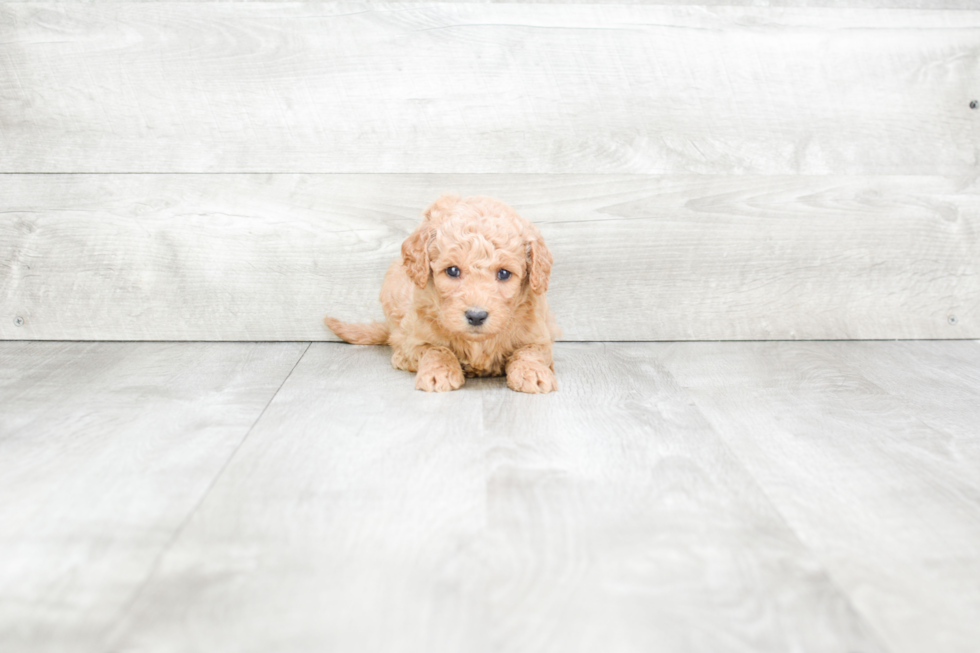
[1,3,977,340]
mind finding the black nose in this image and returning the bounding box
[465,309,489,326]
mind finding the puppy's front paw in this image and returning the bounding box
[415,364,465,392]
[506,362,557,394]
[391,349,414,372]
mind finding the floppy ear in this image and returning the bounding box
[402,223,434,289]
[527,232,553,294]
[402,193,461,288]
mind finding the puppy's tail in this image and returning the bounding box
[323,316,390,345]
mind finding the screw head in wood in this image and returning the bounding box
[948,315,958,325]
[971,100,978,110]
[13,316,24,327]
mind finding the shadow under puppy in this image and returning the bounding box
[325,194,560,393]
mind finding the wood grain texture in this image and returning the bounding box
[4,341,978,651]
[1,173,976,341]
[822,340,980,464]
[0,341,308,653]
[477,343,884,653]
[103,342,885,653]
[104,343,492,653]
[658,340,980,653]
[3,0,976,7]
[1,4,978,174]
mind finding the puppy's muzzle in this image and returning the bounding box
[465,309,489,327]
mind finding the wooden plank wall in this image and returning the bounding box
[1,3,977,340]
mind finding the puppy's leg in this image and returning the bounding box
[506,344,557,394]
[415,346,465,392]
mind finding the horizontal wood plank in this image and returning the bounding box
[1,173,976,340]
[1,4,978,174]
[2,0,976,7]
[0,341,308,653]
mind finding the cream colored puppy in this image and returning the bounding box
[325,194,559,393]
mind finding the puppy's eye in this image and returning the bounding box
[446,266,461,278]
[497,269,512,281]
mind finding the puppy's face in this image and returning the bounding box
[402,196,552,341]
[429,225,527,339]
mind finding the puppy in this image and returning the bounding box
[325,194,559,393]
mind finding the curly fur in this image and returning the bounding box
[325,194,560,393]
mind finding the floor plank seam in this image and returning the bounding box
[96,341,313,646]
[665,374,898,653]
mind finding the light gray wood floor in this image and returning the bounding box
[1,340,978,653]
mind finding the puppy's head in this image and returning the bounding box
[402,194,552,340]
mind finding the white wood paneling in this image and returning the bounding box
[0,341,308,653]
[658,340,980,653]
[2,0,977,6]
[1,4,977,174]
[1,174,976,341]
[103,342,885,653]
